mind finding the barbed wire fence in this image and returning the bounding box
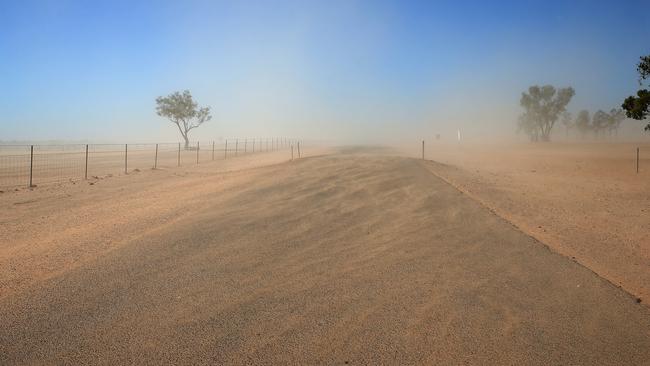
[0,137,299,188]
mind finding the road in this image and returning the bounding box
[1,150,649,365]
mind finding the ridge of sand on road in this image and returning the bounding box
[0,148,331,298]
[1,151,649,364]
[410,142,650,304]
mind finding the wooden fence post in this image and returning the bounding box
[422,140,424,160]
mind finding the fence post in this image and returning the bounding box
[154,143,158,169]
[422,140,425,160]
[235,139,238,156]
[297,141,301,158]
[637,147,640,174]
[85,144,89,179]
[291,144,294,160]
[224,139,228,159]
[196,141,200,164]
[253,139,255,153]
[244,139,247,153]
[212,141,215,161]
[124,144,128,174]
[29,145,34,187]
[178,143,181,167]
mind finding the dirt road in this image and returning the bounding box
[1,149,649,364]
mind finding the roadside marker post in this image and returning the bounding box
[124,144,128,174]
[29,145,34,187]
[154,143,158,169]
[637,147,640,174]
[85,144,89,179]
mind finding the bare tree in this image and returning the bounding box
[519,85,575,142]
[156,90,212,149]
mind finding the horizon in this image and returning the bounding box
[1,0,649,143]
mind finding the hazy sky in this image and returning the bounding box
[1,0,649,142]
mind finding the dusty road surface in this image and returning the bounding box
[1,149,649,365]
[408,141,650,303]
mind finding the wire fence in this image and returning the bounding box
[0,137,298,188]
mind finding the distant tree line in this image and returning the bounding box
[518,54,649,141]
[563,108,626,139]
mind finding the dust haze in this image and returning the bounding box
[2,1,650,365]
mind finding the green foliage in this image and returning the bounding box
[518,85,575,141]
[156,90,212,148]
[621,55,650,131]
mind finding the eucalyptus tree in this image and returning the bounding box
[156,90,212,149]
[519,85,575,141]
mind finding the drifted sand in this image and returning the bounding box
[1,147,649,364]
[407,141,650,303]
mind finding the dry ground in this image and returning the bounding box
[405,141,650,303]
[1,147,649,365]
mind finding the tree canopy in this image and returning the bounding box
[518,85,575,141]
[621,55,650,131]
[156,90,212,148]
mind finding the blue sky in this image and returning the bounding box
[0,0,649,142]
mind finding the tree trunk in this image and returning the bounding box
[183,135,189,150]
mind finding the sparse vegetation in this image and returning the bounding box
[575,110,591,139]
[518,85,575,142]
[560,111,573,138]
[156,90,212,149]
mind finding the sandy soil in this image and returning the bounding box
[1,147,649,364]
[407,141,650,303]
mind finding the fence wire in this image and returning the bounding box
[0,138,295,188]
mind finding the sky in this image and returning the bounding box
[0,0,649,143]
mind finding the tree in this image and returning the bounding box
[517,113,539,141]
[519,85,575,141]
[575,110,591,139]
[561,111,573,139]
[622,55,650,131]
[608,108,625,137]
[156,90,212,149]
[592,110,610,138]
